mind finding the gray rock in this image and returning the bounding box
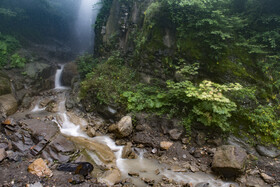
[30,182,43,187]
[228,135,258,155]
[212,145,247,177]
[169,129,183,140]
[0,148,7,161]
[260,173,275,184]
[117,116,133,138]
[195,182,210,187]
[0,94,18,116]
[61,62,78,86]
[256,145,280,158]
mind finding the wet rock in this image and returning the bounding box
[160,141,173,150]
[227,135,258,155]
[116,116,133,138]
[100,168,121,185]
[98,105,118,119]
[69,174,85,185]
[190,165,199,172]
[141,177,155,185]
[128,172,139,177]
[45,99,59,113]
[121,142,138,159]
[71,137,116,165]
[171,165,188,172]
[61,62,78,86]
[28,158,53,177]
[42,134,76,162]
[212,145,247,177]
[256,145,280,158]
[25,62,55,80]
[108,124,118,132]
[239,175,269,187]
[0,148,7,161]
[0,94,18,116]
[57,162,93,176]
[0,73,11,96]
[86,126,96,137]
[6,150,21,161]
[260,173,275,184]
[30,139,48,156]
[169,128,183,140]
[195,182,210,187]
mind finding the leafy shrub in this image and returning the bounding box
[244,105,280,145]
[10,53,26,68]
[76,54,97,78]
[80,61,138,109]
[0,34,20,68]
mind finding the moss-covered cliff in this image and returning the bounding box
[79,0,280,146]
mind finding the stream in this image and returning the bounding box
[27,64,238,187]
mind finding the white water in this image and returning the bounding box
[75,0,102,53]
[54,64,68,89]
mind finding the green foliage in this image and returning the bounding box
[0,34,20,68]
[76,54,97,78]
[80,60,138,109]
[10,53,26,68]
[244,105,280,145]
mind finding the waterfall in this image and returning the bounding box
[74,0,102,53]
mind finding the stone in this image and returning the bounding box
[28,158,53,177]
[141,177,155,185]
[29,182,43,187]
[196,132,206,146]
[57,162,93,176]
[227,135,258,155]
[69,174,85,185]
[117,116,133,137]
[100,168,121,185]
[260,173,275,184]
[128,172,139,177]
[190,165,199,172]
[212,145,247,177]
[0,94,18,116]
[243,175,269,187]
[6,150,21,161]
[169,129,183,140]
[160,141,173,150]
[121,142,138,159]
[108,124,118,132]
[86,126,96,137]
[0,148,7,161]
[0,74,11,96]
[195,183,210,187]
[256,145,280,158]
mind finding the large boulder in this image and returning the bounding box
[116,116,133,138]
[212,145,247,177]
[25,62,55,79]
[0,94,18,116]
[256,145,280,158]
[61,62,78,86]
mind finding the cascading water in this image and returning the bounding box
[74,0,102,53]
[54,64,66,89]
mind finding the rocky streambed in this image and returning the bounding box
[0,47,280,187]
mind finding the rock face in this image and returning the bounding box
[212,145,247,177]
[0,73,11,96]
[0,148,7,161]
[116,116,133,138]
[0,94,18,116]
[256,145,280,158]
[61,62,78,86]
[28,158,53,177]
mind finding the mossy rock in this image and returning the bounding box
[0,72,11,96]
